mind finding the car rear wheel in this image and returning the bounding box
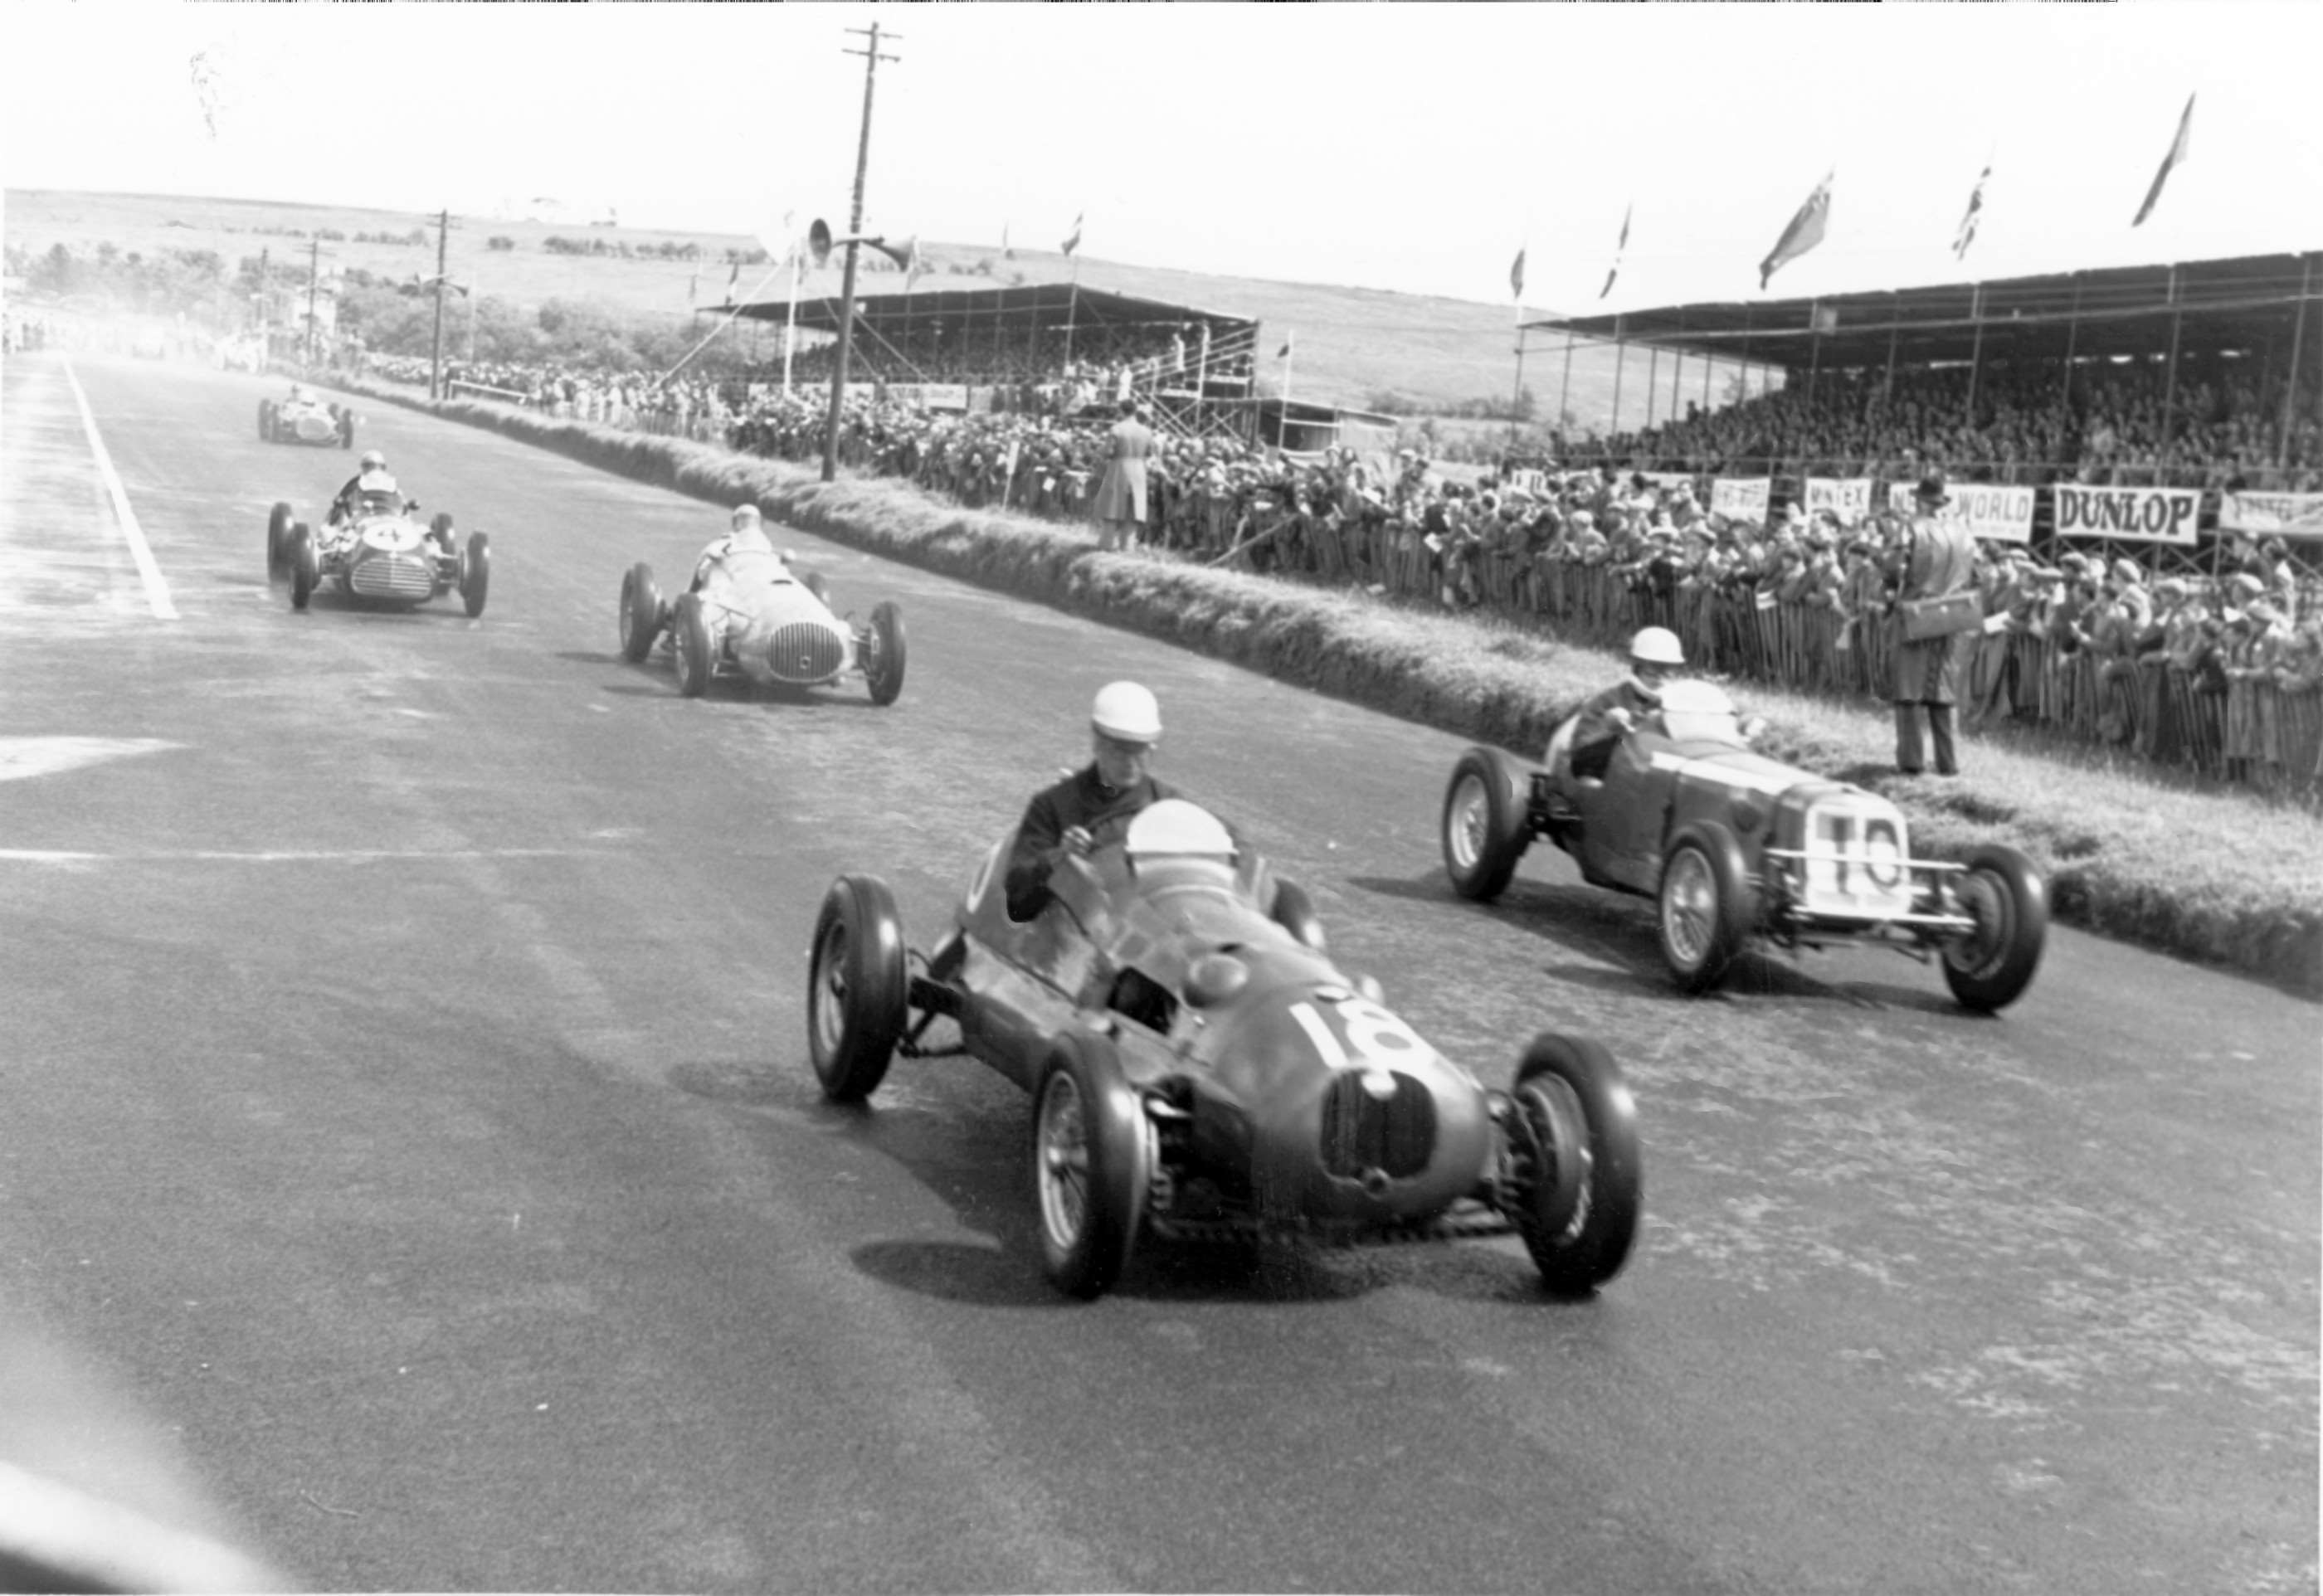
[257,400,273,442]
[618,562,663,663]
[674,591,714,697]
[265,502,294,585]
[1657,823,1752,995]
[1941,844,2048,1012]
[1441,746,1532,903]
[806,874,909,1102]
[287,524,318,611]
[1033,1034,1151,1300]
[338,409,356,448]
[459,532,490,618]
[865,600,907,706]
[1510,1033,1641,1296]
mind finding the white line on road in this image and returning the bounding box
[59,358,179,620]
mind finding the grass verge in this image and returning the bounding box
[343,377,2323,999]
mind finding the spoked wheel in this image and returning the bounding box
[1508,1033,1641,1296]
[674,591,714,698]
[1032,1034,1152,1300]
[1941,844,2048,1012]
[1656,823,1752,995]
[618,562,663,663]
[287,524,318,611]
[865,600,907,707]
[1441,747,1532,902]
[459,532,490,618]
[265,501,294,585]
[806,874,909,1102]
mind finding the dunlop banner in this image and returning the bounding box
[1711,477,1771,523]
[1638,470,1697,496]
[1883,481,2038,543]
[1804,477,1873,523]
[2051,484,2202,545]
[2220,491,2323,540]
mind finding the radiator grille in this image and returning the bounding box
[1319,1072,1436,1181]
[765,621,845,683]
[348,553,435,600]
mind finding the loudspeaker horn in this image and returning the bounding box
[807,218,833,270]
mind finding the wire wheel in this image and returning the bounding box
[1658,846,1717,969]
[1036,1071,1093,1256]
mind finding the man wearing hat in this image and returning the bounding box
[1887,471,1979,775]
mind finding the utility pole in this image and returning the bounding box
[822,20,900,484]
[302,236,334,371]
[430,208,450,400]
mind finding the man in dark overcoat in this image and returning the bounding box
[1889,472,1979,775]
[1093,400,1156,552]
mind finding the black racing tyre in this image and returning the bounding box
[431,511,455,543]
[266,501,294,585]
[1441,746,1532,903]
[338,409,356,448]
[1941,844,2048,1013]
[258,400,274,442]
[618,562,662,663]
[1656,821,1753,995]
[287,524,318,611]
[1269,878,1327,952]
[806,874,910,1103]
[865,600,907,707]
[674,591,714,698]
[460,532,490,618]
[1511,1033,1642,1296]
[1032,1033,1151,1300]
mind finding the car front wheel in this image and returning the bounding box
[806,874,909,1102]
[1509,1033,1641,1296]
[1032,1034,1151,1300]
[618,562,662,663]
[865,600,907,706]
[266,501,294,585]
[287,524,318,611]
[1657,823,1752,994]
[1941,844,2048,1012]
[1441,747,1532,902]
[674,591,714,697]
[459,532,490,618]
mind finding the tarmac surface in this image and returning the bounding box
[2,352,2316,1594]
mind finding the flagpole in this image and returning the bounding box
[784,242,801,395]
[1281,337,1294,450]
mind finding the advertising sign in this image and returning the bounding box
[1804,477,1873,523]
[1883,481,2038,543]
[2219,490,2323,540]
[1711,477,1771,523]
[2051,484,2202,546]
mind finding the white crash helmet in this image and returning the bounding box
[359,449,387,472]
[1629,626,1684,669]
[727,503,773,553]
[1091,680,1162,744]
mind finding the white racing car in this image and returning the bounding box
[617,549,905,704]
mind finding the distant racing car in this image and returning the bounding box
[259,385,355,448]
[1439,678,2047,1010]
[807,798,1643,1299]
[618,551,904,704]
[265,485,489,616]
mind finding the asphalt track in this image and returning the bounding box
[2,352,2315,1594]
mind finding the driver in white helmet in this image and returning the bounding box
[328,449,402,528]
[1568,625,1687,782]
[1004,681,1182,922]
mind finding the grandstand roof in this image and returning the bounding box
[1525,251,2321,372]
[723,282,1257,339]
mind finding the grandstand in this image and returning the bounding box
[724,281,1264,440]
[1527,250,2323,569]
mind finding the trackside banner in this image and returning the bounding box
[2051,484,2202,545]
[1804,477,1873,523]
[1884,482,2038,543]
[2219,490,2323,540]
[1711,477,1771,522]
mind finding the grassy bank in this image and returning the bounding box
[343,377,2323,999]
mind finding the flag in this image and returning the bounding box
[1278,331,1293,359]
[1062,213,1083,256]
[1952,163,1989,260]
[1759,171,1832,290]
[2132,93,2195,226]
[1509,246,1527,302]
[1600,203,1632,299]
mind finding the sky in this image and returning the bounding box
[6,1,2321,314]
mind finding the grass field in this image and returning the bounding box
[5,186,1702,432]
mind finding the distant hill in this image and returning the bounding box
[6,187,1705,439]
